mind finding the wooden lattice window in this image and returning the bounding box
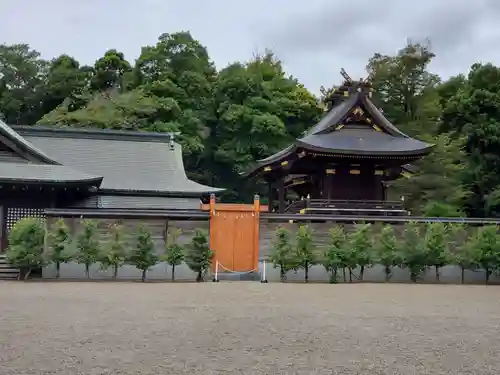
[6,207,45,231]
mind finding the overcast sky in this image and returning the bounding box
[2,0,500,93]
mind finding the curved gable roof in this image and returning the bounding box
[244,91,434,177]
[15,126,224,196]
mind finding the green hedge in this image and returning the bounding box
[269,222,500,284]
[6,218,213,281]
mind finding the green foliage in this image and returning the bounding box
[294,225,316,283]
[5,218,45,280]
[46,219,72,279]
[184,228,213,282]
[373,224,400,282]
[367,41,440,135]
[400,222,426,282]
[100,223,128,279]
[129,225,158,282]
[162,227,185,281]
[211,51,321,200]
[345,223,372,281]
[0,44,49,125]
[442,63,500,216]
[469,225,500,283]
[321,226,346,283]
[75,219,100,278]
[392,134,468,216]
[269,227,295,282]
[91,49,131,91]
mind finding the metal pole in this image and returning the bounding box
[213,260,220,282]
[261,260,268,283]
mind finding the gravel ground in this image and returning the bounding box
[1,282,500,375]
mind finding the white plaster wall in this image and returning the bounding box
[42,262,500,284]
[43,262,200,281]
[258,263,500,284]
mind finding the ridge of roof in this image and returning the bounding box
[0,121,62,164]
[12,125,179,144]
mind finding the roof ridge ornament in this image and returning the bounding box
[321,69,374,110]
[168,131,181,150]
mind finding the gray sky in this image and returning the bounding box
[2,0,500,93]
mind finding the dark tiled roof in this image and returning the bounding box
[244,92,433,176]
[297,126,432,156]
[13,126,224,195]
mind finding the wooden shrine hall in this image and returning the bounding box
[244,70,434,216]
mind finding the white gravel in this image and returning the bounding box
[1,282,499,374]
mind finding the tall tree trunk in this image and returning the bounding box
[349,268,353,283]
[435,266,440,282]
[342,267,346,282]
[56,262,61,279]
[141,269,147,282]
[196,270,203,282]
[410,270,417,282]
[305,262,309,283]
[85,264,90,279]
[280,268,285,282]
[359,265,365,281]
[171,265,175,282]
[331,268,337,283]
[384,266,391,283]
[485,268,490,284]
[23,267,32,281]
[461,266,465,284]
[113,264,118,279]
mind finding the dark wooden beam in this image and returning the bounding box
[277,178,285,213]
[268,182,274,213]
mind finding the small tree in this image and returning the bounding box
[449,224,474,283]
[374,224,400,282]
[184,228,213,282]
[423,222,450,282]
[470,225,500,284]
[162,227,184,281]
[129,225,158,282]
[454,233,477,284]
[6,218,45,280]
[400,222,426,282]
[346,223,372,281]
[269,227,294,282]
[295,225,316,283]
[322,226,346,283]
[75,219,100,279]
[46,219,72,279]
[100,223,128,279]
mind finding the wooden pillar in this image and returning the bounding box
[0,205,5,252]
[267,182,274,212]
[382,182,387,201]
[278,178,285,213]
[316,170,326,199]
[326,174,333,200]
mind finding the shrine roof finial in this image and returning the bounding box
[321,69,374,110]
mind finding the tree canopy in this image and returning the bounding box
[1,32,499,215]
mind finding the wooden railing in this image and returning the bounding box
[285,199,408,216]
